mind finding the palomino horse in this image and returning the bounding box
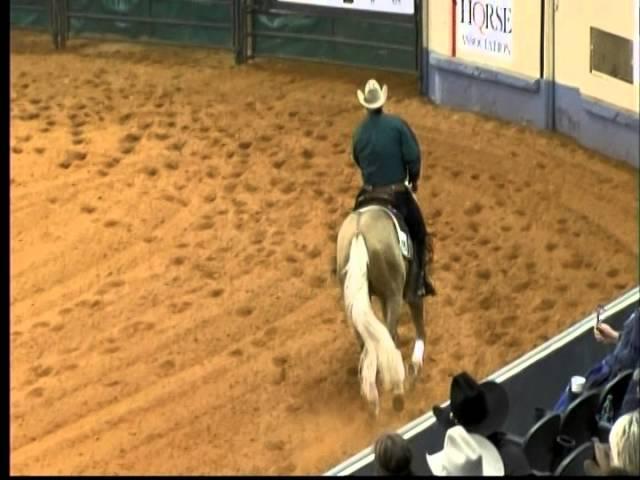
[336,206,428,416]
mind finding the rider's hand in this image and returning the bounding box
[594,323,620,344]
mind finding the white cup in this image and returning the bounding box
[571,375,586,394]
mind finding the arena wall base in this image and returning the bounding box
[424,52,550,131]
[554,84,640,169]
[422,51,640,169]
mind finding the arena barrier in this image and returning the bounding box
[326,285,640,475]
[11,0,50,30]
[241,0,421,74]
[10,0,421,72]
[11,0,237,52]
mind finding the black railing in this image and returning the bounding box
[11,0,422,74]
[242,0,420,74]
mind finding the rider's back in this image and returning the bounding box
[352,113,416,187]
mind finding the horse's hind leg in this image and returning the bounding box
[383,296,403,346]
[408,299,426,381]
[384,295,405,412]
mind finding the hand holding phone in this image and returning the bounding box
[594,304,605,327]
[593,305,620,344]
[594,323,620,344]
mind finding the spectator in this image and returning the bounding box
[620,366,640,417]
[609,409,640,474]
[432,372,529,475]
[426,425,504,476]
[373,432,415,476]
[432,372,509,436]
[553,307,640,415]
[584,409,640,475]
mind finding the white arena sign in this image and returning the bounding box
[278,0,415,15]
[457,0,513,58]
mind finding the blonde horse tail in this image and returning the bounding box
[343,233,405,408]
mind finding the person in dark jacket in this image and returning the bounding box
[620,367,640,417]
[553,307,640,416]
[432,371,531,475]
[351,79,435,300]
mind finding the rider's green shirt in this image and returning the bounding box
[351,111,421,187]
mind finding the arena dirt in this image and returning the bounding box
[10,31,638,474]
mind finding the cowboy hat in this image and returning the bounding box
[433,371,509,436]
[357,79,388,110]
[426,425,505,476]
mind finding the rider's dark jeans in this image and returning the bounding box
[355,186,427,269]
[392,189,427,269]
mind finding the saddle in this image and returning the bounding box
[353,186,433,300]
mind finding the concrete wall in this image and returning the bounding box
[426,0,542,76]
[422,0,640,168]
[552,0,639,165]
[555,0,637,112]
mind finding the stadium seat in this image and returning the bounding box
[594,369,633,442]
[598,369,634,421]
[531,469,553,476]
[552,442,594,476]
[596,419,612,443]
[560,389,601,445]
[523,412,562,472]
[489,431,531,475]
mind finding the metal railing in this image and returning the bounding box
[12,0,237,52]
[241,0,420,74]
[10,0,50,31]
[12,0,422,72]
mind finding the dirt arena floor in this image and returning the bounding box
[10,30,639,475]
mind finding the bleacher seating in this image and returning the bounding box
[522,412,562,473]
[559,390,601,445]
[552,442,595,476]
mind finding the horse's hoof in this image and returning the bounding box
[392,393,405,412]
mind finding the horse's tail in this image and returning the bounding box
[343,233,405,403]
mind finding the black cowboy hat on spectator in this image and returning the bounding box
[432,371,509,436]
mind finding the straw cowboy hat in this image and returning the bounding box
[427,425,505,476]
[357,79,388,110]
[433,372,509,436]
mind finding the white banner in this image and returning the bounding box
[277,0,414,15]
[457,0,513,59]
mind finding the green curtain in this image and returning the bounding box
[10,0,50,29]
[253,13,416,72]
[67,0,233,48]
